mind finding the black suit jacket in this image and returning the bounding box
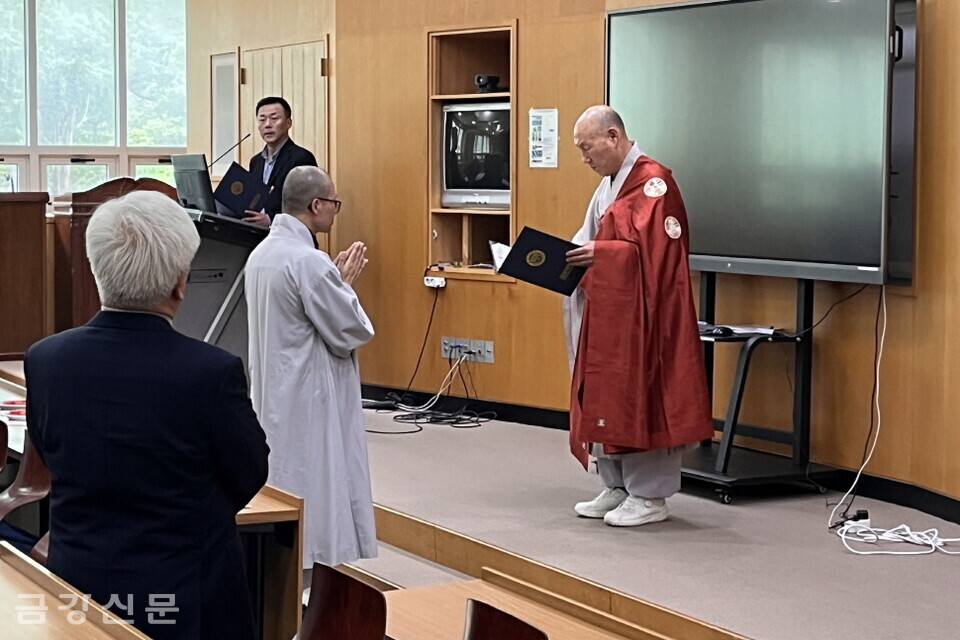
[248,138,318,217]
[25,311,269,640]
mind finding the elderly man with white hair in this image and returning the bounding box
[25,190,269,640]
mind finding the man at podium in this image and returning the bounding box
[563,105,713,527]
[245,96,318,225]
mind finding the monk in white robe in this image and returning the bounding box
[245,165,377,567]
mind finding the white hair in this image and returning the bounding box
[85,191,200,310]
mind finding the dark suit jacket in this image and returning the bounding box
[25,311,269,640]
[248,138,318,217]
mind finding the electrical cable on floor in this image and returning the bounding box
[836,523,960,556]
[819,287,957,556]
[832,285,885,520]
[363,274,440,428]
[828,285,886,532]
[392,404,495,429]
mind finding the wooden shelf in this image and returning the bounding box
[427,267,515,283]
[427,23,516,279]
[431,207,510,216]
[430,92,510,101]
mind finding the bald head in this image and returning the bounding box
[573,105,632,178]
[281,165,340,233]
[282,165,333,214]
[575,105,627,138]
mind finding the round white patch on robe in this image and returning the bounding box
[644,177,668,198]
[664,216,682,239]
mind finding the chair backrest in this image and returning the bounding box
[0,419,8,476]
[29,531,49,565]
[0,432,52,521]
[462,598,548,640]
[300,563,388,640]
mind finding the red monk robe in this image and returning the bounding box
[569,156,713,468]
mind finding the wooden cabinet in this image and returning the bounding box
[427,24,516,281]
[0,193,51,352]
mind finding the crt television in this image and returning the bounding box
[606,0,916,285]
[441,101,510,210]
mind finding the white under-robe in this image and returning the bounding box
[245,213,377,568]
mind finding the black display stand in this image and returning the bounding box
[682,273,839,502]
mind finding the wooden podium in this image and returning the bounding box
[52,177,177,331]
[0,192,51,352]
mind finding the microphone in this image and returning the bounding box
[208,133,252,169]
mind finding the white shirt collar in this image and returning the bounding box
[100,307,174,325]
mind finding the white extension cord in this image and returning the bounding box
[836,522,960,556]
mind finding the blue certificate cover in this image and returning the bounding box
[497,226,586,296]
[213,162,271,219]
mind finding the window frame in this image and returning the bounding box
[2,0,186,194]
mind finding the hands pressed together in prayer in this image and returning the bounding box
[335,241,368,285]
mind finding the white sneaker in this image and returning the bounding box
[603,496,668,527]
[574,487,628,518]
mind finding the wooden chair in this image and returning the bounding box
[0,432,52,521]
[462,598,549,640]
[0,418,7,476]
[0,430,51,556]
[300,563,388,640]
[29,531,49,565]
[0,352,24,475]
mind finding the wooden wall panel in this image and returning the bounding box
[336,2,606,409]
[185,0,334,168]
[186,0,960,500]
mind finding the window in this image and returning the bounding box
[0,0,186,194]
[131,159,174,185]
[42,157,116,198]
[36,0,117,146]
[126,0,186,147]
[0,0,26,145]
[0,160,25,192]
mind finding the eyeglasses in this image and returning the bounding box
[315,196,342,213]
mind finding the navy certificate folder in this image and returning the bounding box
[496,226,586,296]
[213,162,271,219]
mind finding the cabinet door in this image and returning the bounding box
[281,40,327,171]
[239,47,283,166]
[239,41,327,171]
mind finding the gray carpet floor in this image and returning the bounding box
[362,409,960,640]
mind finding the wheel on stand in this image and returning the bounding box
[716,490,733,504]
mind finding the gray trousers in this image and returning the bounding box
[593,445,682,499]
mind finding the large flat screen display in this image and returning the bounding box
[607,0,911,284]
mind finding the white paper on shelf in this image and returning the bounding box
[489,241,511,272]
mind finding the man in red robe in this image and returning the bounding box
[563,105,713,526]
